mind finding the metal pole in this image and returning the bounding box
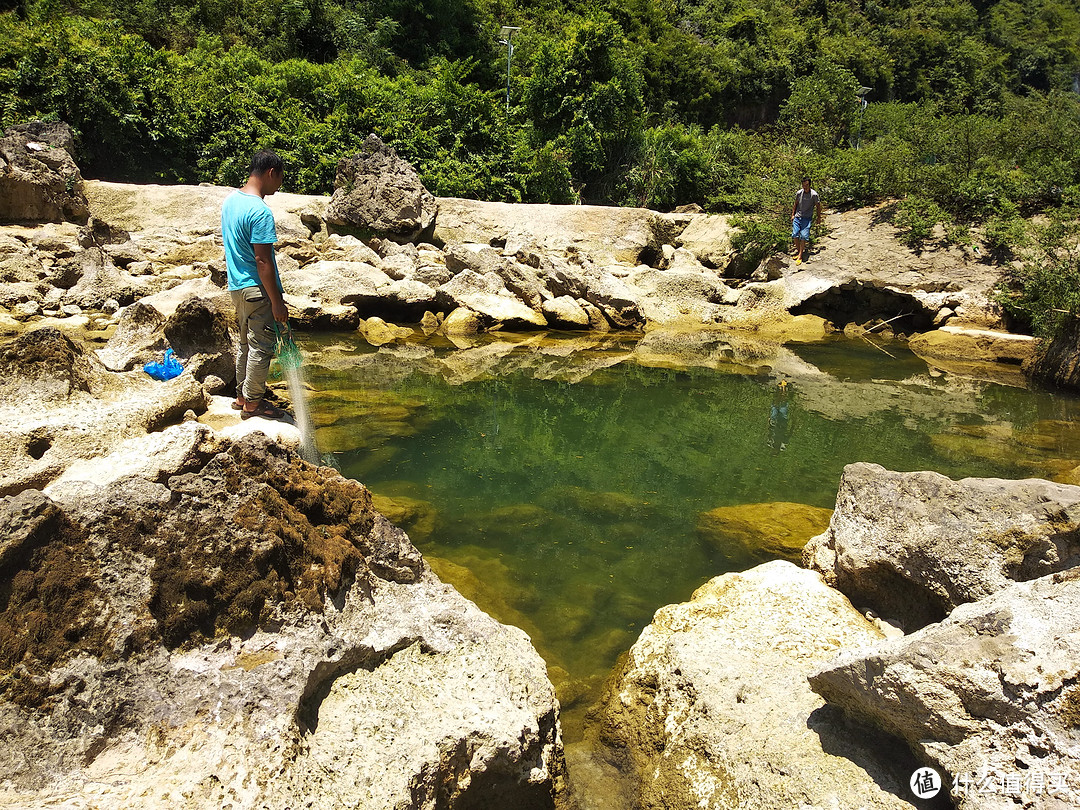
[499,27,520,113]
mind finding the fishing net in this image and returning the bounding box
[273,322,303,370]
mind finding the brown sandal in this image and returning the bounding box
[241,399,287,420]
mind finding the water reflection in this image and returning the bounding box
[299,328,1080,739]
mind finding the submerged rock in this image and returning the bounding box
[810,569,1080,810]
[589,560,918,810]
[0,432,564,809]
[696,500,833,561]
[803,462,1080,631]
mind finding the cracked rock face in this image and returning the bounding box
[803,462,1080,631]
[0,432,564,809]
[589,560,921,810]
[0,120,89,225]
[810,569,1080,810]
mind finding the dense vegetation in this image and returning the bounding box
[0,0,1078,330]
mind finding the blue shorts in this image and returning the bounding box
[792,216,811,241]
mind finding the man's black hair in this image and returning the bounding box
[801,175,811,184]
[249,150,284,177]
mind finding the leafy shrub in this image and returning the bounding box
[896,196,945,249]
[982,203,1028,261]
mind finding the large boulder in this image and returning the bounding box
[810,569,1080,810]
[0,121,89,225]
[674,213,739,269]
[434,198,685,267]
[278,259,392,328]
[325,134,438,244]
[0,432,565,809]
[0,326,99,403]
[547,261,642,328]
[589,560,920,810]
[163,295,236,382]
[625,267,731,325]
[803,462,1080,631]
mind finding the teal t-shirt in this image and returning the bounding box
[221,189,279,291]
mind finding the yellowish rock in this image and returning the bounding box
[442,306,484,335]
[909,326,1035,365]
[697,501,833,561]
[358,316,414,346]
[370,492,439,543]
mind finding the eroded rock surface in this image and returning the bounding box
[588,560,920,810]
[0,121,88,224]
[326,133,438,243]
[0,326,208,495]
[0,432,564,809]
[803,462,1080,631]
[810,569,1080,810]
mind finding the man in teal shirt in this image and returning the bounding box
[222,150,289,420]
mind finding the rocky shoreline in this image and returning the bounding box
[2,123,1079,808]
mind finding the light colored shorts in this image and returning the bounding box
[792,216,812,241]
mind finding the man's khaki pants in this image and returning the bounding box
[231,286,276,402]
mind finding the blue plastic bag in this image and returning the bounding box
[143,349,183,381]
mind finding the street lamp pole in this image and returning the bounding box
[499,26,521,113]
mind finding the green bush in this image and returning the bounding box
[896,195,946,249]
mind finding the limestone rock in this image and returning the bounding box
[0,433,563,810]
[279,259,390,328]
[358,316,414,346]
[810,569,1080,810]
[378,251,418,279]
[0,326,100,402]
[326,134,438,243]
[1026,316,1080,392]
[162,295,236,382]
[626,268,729,325]
[321,233,383,265]
[0,328,208,495]
[909,326,1036,366]
[442,306,484,335]
[352,278,438,322]
[803,462,1080,631]
[437,270,546,329]
[434,198,677,267]
[542,296,590,329]
[547,262,643,328]
[697,500,833,562]
[0,121,88,224]
[94,301,167,371]
[591,560,918,810]
[675,213,739,269]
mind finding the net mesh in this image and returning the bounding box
[273,322,303,370]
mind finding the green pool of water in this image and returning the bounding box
[296,328,1080,738]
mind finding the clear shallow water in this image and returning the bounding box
[297,328,1080,738]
